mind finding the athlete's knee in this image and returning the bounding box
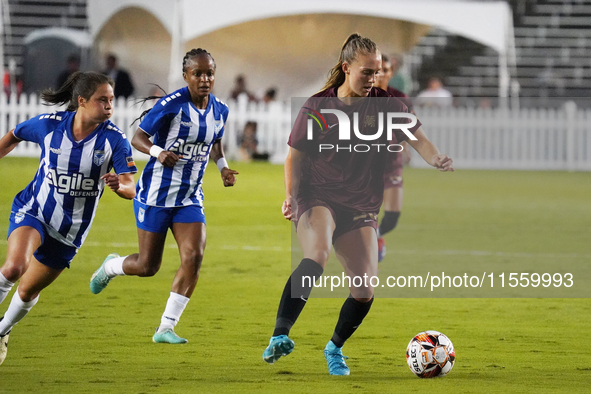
[352,296,373,303]
[134,260,161,277]
[181,248,204,266]
[141,265,161,277]
[180,251,203,278]
[1,259,29,282]
[351,287,374,302]
[131,253,161,276]
[16,284,40,302]
[306,248,331,267]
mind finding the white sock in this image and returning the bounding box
[104,256,126,277]
[158,292,190,332]
[0,272,15,305]
[0,290,39,335]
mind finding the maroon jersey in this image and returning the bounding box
[386,86,414,112]
[289,86,420,213]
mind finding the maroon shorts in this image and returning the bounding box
[295,199,378,243]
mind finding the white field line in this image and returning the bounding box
[0,239,588,258]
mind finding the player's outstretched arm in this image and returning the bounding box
[101,172,136,199]
[0,130,22,160]
[131,127,181,168]
[210,139,238,187]
[407,127,454,172]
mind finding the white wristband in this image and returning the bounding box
[216,158,229,172]
[149,145,164,158]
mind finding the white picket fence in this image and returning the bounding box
[1,93,590,171]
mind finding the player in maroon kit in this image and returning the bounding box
[262,33,454,375]
[375,54,413,262]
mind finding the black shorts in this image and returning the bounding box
[295,199,378,243]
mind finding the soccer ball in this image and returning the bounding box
[406,330,455,378]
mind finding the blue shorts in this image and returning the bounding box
[133,200,206,233]
[7,212,78,270]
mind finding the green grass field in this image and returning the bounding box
[0,157,590,393]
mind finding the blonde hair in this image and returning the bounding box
[321,33,380,92]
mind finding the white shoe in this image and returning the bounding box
[0,331,9,366]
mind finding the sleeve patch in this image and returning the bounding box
[39,114,62,121]
[160,92,182,106]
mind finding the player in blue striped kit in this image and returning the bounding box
[0,72,137,365]
[90,49,238,344]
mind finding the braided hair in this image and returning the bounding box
[132,49,215,126]
[182,48,215,72]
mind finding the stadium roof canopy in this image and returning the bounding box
[87,0,515,98]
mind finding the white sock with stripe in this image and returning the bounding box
[104,256,126,277]
[0,290,39,335]
[157,292,190,333]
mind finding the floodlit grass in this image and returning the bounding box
[0,157,590,393]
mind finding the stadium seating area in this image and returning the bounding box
[1,0,591,99]
[409,0,591,99]
[1,0,88,76]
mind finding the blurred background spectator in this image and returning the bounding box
[262,87,277,104]
[230,74,257,102]
[238,121,269,162]
[387,54,410,94]
[102,53,135,99]
[55,54,80,88]
[415,76,453,107]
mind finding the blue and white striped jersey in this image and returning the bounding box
[136,87,229,207]
[11,111,137,248]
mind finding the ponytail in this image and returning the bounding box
[131,84,167,126]
[321,33,379,92]
[41,71,114,111]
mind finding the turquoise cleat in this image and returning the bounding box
[152,328,188,344]
[324,340,350,375]
[90,253,119,294]
[262,335,294,364]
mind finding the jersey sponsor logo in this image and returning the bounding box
[15,212,25,224]
[168,139,208,162]
[49,147,62,155]
[126,156,136,167]
[138,207,145,223]
[93,150,106,166]
[180,121,194,127]
[46,168,99,197]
